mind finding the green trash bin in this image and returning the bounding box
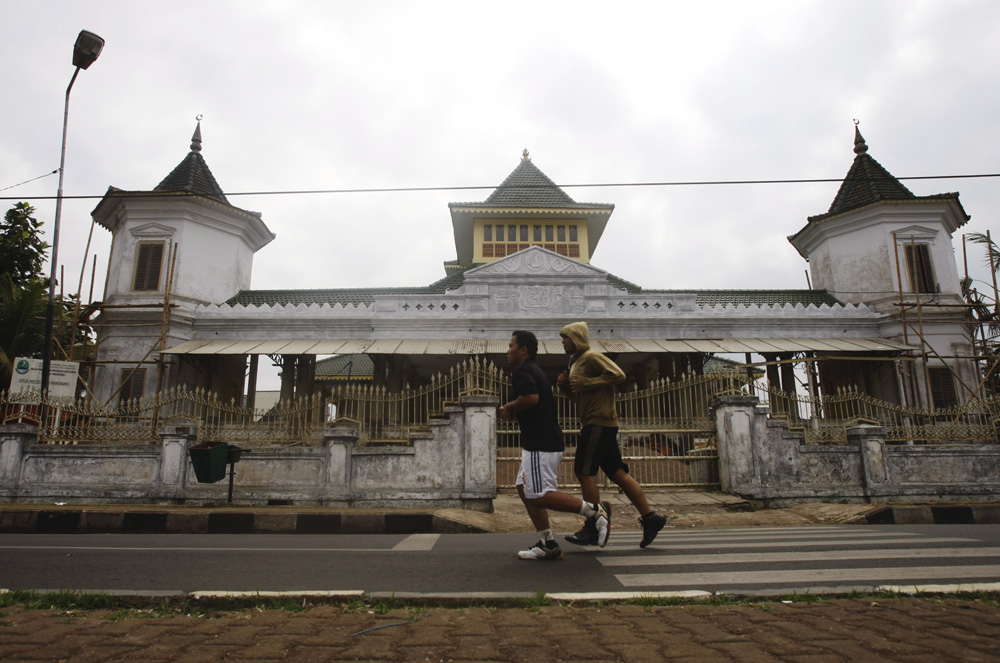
[189,441,228,483]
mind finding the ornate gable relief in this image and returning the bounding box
[129,222,176,240]
[461,246,609,316]
[464,246,606,282]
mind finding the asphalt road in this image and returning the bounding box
[2,524,999,597]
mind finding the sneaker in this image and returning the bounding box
[595,501,611,547]
[564,518,599,546]
[518,540,564,561]
[639,512,667,548]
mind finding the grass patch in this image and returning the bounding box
[190,594,312,615]
[0,588,997,616]
[0,590,119,611]
[517,590,553,610]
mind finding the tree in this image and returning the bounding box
[966,232,1000,274]
[963,232,1000,396]
[0,272,48,388]
[0,202,49,288]
[0,202,96,391]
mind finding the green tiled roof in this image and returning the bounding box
[225,267,474,307]
[449,155,613,210]
[690,289,841,307]
[316,354,373,379]
[630,289,841,307]
[226,266,841,309]
[155,123,228,203]
[792,127,969,239]
[821,127,914,219]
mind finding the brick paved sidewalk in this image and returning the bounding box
[2,597,998,662]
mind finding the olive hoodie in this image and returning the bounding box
[559,321,625,427]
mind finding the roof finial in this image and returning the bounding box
[852,119,868,155]
[191,115,204,153]
[521,148,531,161]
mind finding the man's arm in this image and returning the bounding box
[556,370,574,398]
[500,394,539,420]
[571,353,626,391]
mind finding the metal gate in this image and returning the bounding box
[497,373,734,488]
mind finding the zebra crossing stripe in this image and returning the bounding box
[600,536,974,550]
[616,565,1000,587]
[598,547,1000,567]
[392,534,441,551]
[611,529,931,540]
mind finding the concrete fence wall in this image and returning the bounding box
[6,391,998,509]
[712,395,1000,506]
[0,394,498,511]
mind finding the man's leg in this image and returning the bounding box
[609,467,668,548]
[609,468,651,516]
[576,473,601,504]
[566,425,611,547]
[516,451,571,560]
[528,489,608,548]
[517,484,552,532]
[529,489,587,515]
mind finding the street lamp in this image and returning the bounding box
[40,30,105,397]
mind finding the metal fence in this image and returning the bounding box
[758,384,1000,445]
[10,360,994,482]
[0,358,507,447]
[497,372,742,488]
[0,386,331,446]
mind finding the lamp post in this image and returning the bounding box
[40,30,105,397]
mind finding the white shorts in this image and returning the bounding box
[516,450,564,500]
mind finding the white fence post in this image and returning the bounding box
[0,424,34,494]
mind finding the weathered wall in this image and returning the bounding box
[713,394,1000,506]
[0,395,498,511]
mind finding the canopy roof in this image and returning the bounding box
[162,337,914,356]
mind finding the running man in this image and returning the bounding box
[557,321,668,548]
[500,329,611,560]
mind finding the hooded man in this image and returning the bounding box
[557,321,668,548]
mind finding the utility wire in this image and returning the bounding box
[0,169,58,193]
[2,172,999,202]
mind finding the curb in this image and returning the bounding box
[0,508,489,535]
[848,504,1000,525]
[4,584,1000,604]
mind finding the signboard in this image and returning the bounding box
[9,357,80,400]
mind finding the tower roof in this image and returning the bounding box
[483,149,579,207]
[448,150,614,265]
[815,125,914,220]
[154,121,229,203]
[450,150,613,211]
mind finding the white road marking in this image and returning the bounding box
[0,544,418,553]
[392,534,440,550]
[598,547,1000,566]
[605,528,930,540]
[617,565,1000,587]
[601,537,975,550]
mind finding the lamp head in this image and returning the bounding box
[72,30,104,70]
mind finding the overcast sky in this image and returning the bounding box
[4,1,999,305]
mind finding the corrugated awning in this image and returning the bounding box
[161,337,916,355]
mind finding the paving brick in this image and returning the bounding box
[0,599,998,662]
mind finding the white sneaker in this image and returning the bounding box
[517,540,564,560]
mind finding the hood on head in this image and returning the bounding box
[560,321,590,354]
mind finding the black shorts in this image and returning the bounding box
[574,424,630,478]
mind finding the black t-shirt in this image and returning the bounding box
[511,360,564,453]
